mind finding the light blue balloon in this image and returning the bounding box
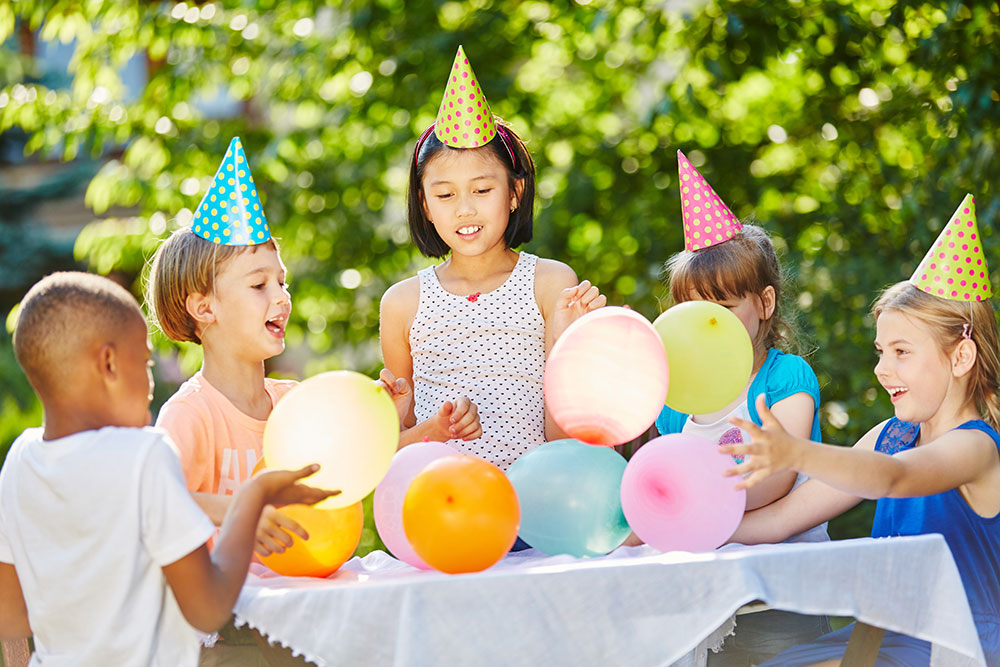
[507,439,631,557]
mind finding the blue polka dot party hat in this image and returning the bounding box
[192,137,270,245]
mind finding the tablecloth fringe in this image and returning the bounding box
[234,615,325,667]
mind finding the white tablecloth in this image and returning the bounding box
[234,534,985,667]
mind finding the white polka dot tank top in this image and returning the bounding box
[410,252,546,470]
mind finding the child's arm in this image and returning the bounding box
[742,393,813,511]
[725,396,1000,502]
[163,465,338,633]
[0,563,30,639]
[535,259,607,440]
[380,279,482,446]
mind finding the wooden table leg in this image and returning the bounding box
[840,621,885,667]
[1,638,31,667]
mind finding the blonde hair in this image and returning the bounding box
[873,281,1000,429]
[664,223,800,354]
[145,228,278,344]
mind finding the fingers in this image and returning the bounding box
[575,283,603,311]
[755,394,779,427]
[268,508,308,540]
[451,407,481,440]
[289,463,320,481]
[438,400,455,419]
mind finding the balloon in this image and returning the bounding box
[402,455,519,573]
[544,307,669,446]
[258,502,364,577]
[653,301,753,415]
[373,441,458,569]
[263,371,399,509]
[620,434,746,552]
[507,439,631,557]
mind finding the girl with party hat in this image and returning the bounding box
[724,194,1000,666]
[380,46,605,470]
[647,150,831,664]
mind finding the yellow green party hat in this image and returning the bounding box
[910,194,991,301]
[192,137,270,246]
[434,45,495,148]
[678,150,742,251]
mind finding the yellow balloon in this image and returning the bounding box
[653,301,753,415]
[263,371,399,508]
[258,502,363,578]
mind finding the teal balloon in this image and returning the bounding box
[507,439,631,557]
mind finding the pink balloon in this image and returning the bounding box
[620,434,746,552]
[544,307,669,446]
[373,441,458,568]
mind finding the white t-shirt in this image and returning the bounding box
[0,426,215,666]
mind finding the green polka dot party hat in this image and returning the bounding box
[192,137,270,245]
[910,194,991,302]
[434,45,495,148]
[677,150,742,252]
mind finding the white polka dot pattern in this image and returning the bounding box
[410,252,546,470]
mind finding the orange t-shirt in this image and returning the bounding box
[155,372,298,495]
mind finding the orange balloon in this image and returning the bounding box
[252,457,266,476]
[258,502,363,578]
[402,456,519,574]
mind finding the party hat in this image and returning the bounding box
[910,194,991,301]
[434,45,496,148]
[192,137,270,246]
[678,150,742,252]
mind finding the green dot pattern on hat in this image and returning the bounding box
[192,137,270,247]
[433,45,496,149]
[677,150,742,252]
[909,194,992,302]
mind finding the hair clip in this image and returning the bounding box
[962,322,972,339]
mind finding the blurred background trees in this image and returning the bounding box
[1,0,997,550]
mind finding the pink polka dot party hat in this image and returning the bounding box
[677,150,742,251]
[434,45,496,148]
[192,137,270,246]
[909,194,991,302]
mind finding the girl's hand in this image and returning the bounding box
[253,464,341,508]
[721,395,805,490]
[550,280,607,342]
[254,506,307,557]
[377,368,413,426]
[435,397,482,441]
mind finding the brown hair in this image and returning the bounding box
[873,281,1000,429]
[145,228,278,344]
[664,224,799,355]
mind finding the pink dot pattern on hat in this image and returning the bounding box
[909,194,992,302]
[434,45,496,149]
[677,150,742,252]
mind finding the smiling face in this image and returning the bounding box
[874,309,955,423]
[420,147,521,258]
[205,244,291,362]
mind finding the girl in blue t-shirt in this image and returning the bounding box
[724,198,1000,667]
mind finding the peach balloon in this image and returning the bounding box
[544,307,669,446]
[402,456,519,574]
[258,502,363,578]
[263,371,399,509]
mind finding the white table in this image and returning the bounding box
[234,535,985,667]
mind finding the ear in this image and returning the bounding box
[757,285,777,320]
[510,178,525,212]
[952,338,977,378]
[98,342,118,382]
[185,292,216,327]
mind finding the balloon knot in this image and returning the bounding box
[709,317,717,326]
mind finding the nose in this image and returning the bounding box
[456,192,476,218]
[873,353,888,379]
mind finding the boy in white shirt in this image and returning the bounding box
[0,272,337,665]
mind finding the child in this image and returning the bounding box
[380,45,606,470]
[0,272,336,665]
[651,151,829,664]
[723,194,1000,666]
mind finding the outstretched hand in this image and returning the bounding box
[377,368,413,426]
[720,394,803,490]
[253,464,341,508]
[551,280,607,341]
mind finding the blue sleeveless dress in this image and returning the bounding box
[761,418,1000,666]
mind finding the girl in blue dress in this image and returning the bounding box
[724,195,1000,666]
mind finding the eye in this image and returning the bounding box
[896,349,909,357]
[435,193,453,200]
[475,188,493,195]
[252,283,266,290]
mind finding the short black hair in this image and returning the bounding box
[407,121,535,258]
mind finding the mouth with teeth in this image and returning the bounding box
[456,225,483,239]
[886,386,908,403]
[265,314,287,339]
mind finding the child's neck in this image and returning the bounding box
[200,348,272,421]
[437,247,519,294]
[916,377,981,445]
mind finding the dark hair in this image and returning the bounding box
[407,121,535,258]
[664,223,801,354]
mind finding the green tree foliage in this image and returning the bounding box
[1,0,998,545]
